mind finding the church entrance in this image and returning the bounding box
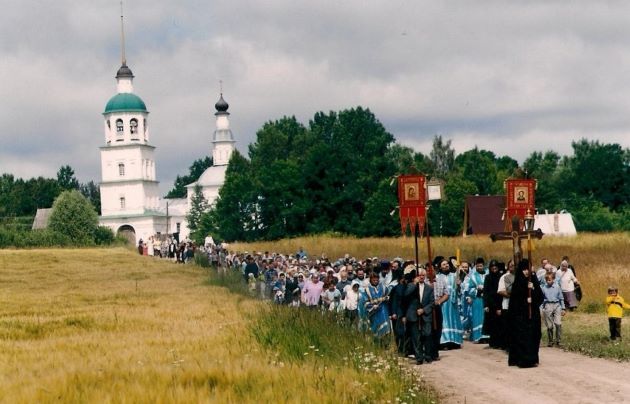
[117,225,136,245]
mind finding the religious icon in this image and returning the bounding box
[405,183,419,201]
[514,187,528,203]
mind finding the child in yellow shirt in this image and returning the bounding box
[606,287,630,341]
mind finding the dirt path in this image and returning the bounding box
[416,343,630,404]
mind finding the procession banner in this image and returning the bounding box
[398,174,427,235]
[505,178,536,227]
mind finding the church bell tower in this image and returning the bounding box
[98,5,164,243]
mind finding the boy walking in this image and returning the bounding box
[541,273,565,347]
[606,287,630,341]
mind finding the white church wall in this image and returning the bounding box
[101,146,156,182]
[100,182,161,216]
[100,215,167,246]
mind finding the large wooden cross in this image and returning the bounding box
[490,215,543,267]
[490,215,543,318]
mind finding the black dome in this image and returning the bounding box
[215,94,229,112]
[116,63,134,79]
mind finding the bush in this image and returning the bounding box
[48,190,98,245]
[570,199,617,232]
[94,226,115,245]
[0,228,73,248]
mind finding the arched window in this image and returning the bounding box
[118,163,125,177]
[130,119,138,135]
[120,197,126,209]
[116,119,124,135]
[107,120,111,130]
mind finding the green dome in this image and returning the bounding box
[104,93,147,114]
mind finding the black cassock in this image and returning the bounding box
[507,261,543,368]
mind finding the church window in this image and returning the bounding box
[120,197,126,209]
[107,120,111,130]
[116,119,124,135]
[130,119,138,135]
[176,222,181,233]
[118,163,125,176]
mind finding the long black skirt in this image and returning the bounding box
[507,313,541,368]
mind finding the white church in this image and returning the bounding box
[98,50,235,244]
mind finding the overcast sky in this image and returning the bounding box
[2,1,630,195]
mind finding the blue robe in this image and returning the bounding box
[360,283,392,338]
[440,272,463,345]
[460,274,472,332]
[466,269,489,342]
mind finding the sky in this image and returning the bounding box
[2,1,630,195]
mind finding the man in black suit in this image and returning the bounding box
[405,267,435,365]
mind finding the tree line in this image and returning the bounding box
[0,165,100,227]
[1,107,628,243]
[185,107,629,242]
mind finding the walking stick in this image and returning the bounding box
[527,233,533,319]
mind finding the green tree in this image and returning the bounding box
[523,150,562,210]
[186,184,208,242]
[306,107,396,234]
[207,151,259,242]
[79,180,101,215]
[562,139,629,210]
[166,157,213,198]
[56,165,79,191]
[428,172,477,236]
[48,190,99,244]
[248,117,311,238]
[454,147,501,195]
[429,135,455,178]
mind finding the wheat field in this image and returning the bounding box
[0,248,433,403]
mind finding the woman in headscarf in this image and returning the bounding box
[483,259,504,349]
[507,259,543,368]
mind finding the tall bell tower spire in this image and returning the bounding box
[212,82,235,166]
[115,1,134,92]
[120,1,127,66]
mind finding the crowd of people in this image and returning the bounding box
[136,236,197,263]
[137,240,630,363]
[209,247,583,368]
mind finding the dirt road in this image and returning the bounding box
[417,344,630,404]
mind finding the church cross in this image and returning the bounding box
[490,215,543,267]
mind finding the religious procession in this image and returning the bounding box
[208,246,580,369]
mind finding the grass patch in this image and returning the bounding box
[563,313,630,361]
[251,305,436,403]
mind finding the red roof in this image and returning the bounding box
[463,195,505,235]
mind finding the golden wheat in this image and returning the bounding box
[0,248,427,403]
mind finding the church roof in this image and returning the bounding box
[189,165,228,188]
[215,94,229,112]
[463,195,505,235]
[116,63,134,78]
[32,208,52,230]
[104,93,147,114]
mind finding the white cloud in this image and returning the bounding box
[1,0,629,195]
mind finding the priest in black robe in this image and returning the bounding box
[507,259,543,368]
